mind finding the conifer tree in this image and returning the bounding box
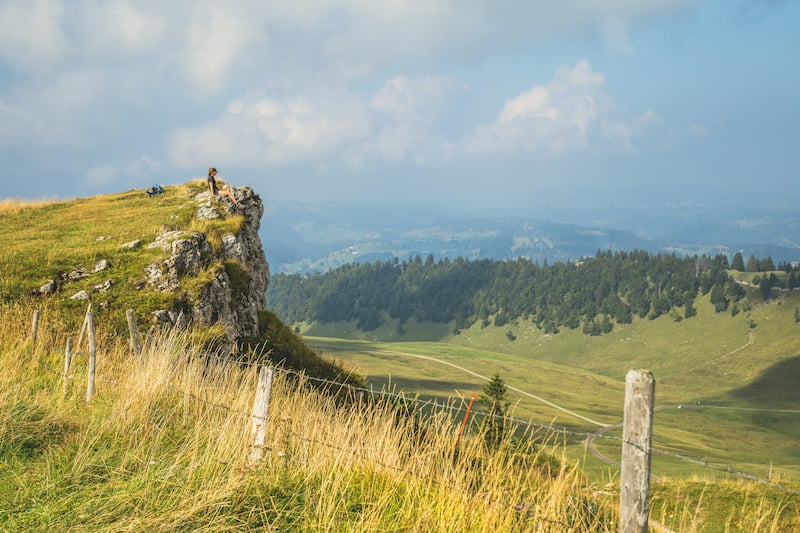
[481,373,510,450]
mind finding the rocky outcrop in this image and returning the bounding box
[30,183,269,346]
[147,186,270,343]
[145,232,213,292]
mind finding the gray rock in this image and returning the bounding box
[39,279,58,296]
[145,232,212,292]
[194,192,221,220]
[93,279,112,292]
[148,230,186,250]
[93,259,110,273]
[198,186,269,340]
[144,262,165,290]
[151,309,173,326]
[67,268,89,281]
[120,239,141,249]
[195,204,220,220]
[70,290,90,300]
[143,186,270,343]
[221,233,244,262]
[169,309,188,329]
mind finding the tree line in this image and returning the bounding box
[266,251,797,336]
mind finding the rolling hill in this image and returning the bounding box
[1,186,798,531]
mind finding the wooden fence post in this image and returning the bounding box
[86,310,96,403]
[249,365,274,465]
[620,369,655,533]
[77,303,92,353]
[63,337,73,395]
[126,309,142,357]
[31,310,40,350]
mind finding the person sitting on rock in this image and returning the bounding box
[207,167,239,207]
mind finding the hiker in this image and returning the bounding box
[207,167,239,207]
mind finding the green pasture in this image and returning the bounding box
[301,289,800,484]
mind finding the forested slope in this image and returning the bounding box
[268,251,797,335]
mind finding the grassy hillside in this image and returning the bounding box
[2,190,798,530]
[296,288,800,488]
[0,183,240,329]
[0,185,353,383]
[0,303,614,531]
[2,302,798,531]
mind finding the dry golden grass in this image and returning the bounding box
[0,196,63,216]
[1,302,797,531]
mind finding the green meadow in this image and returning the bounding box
[2,188,799,531]
[299,288,800,485]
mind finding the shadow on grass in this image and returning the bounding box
[730,355,800,405]
[729,355,800,441]
[365,376,479,396]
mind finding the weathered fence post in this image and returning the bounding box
[86,310,97,403]
[249,365,274,465]
[31,309,40,350]
[77,303,92,352]
[63,337,73,395]
[620,369,655,533]
[126,309,142,357]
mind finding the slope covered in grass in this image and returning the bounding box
[0,303,618,532]
[297,288,800,486]
[0,183,353,383]
[1,183,216,325]
[2,301,798,531]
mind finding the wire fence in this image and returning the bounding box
[20,314,800,496]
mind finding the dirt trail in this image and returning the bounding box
[373,348,612,428]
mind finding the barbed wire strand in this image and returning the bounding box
[27,335,800,495]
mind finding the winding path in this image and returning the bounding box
[373,348,612,428]
[660,331,753,380]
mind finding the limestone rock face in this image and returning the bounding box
[145,233,212,292]
[151,186,270,343]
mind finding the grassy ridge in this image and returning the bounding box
[0,182,254,333]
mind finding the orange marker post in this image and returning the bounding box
[456,392,477,447]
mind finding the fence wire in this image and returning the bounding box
[22,328,800,496]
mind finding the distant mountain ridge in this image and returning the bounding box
[261,203,800,274]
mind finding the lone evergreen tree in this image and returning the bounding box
[481,373,511,450]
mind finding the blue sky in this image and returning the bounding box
[1,0,798,211]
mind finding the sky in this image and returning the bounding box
[1,0,798,211]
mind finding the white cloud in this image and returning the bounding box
[83,165,120,187]
[168,73,468,169]
[0,0,67,68]
[1,0,698,195]
[462,60,609,156]
[367,75,466,163]
[167,60,659,171]
[603,110,663,152]
[73,1,166,57]
[168,91,373,168]
[462,61,661,157]
[180,5,269,96]
[0,69,109,149]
